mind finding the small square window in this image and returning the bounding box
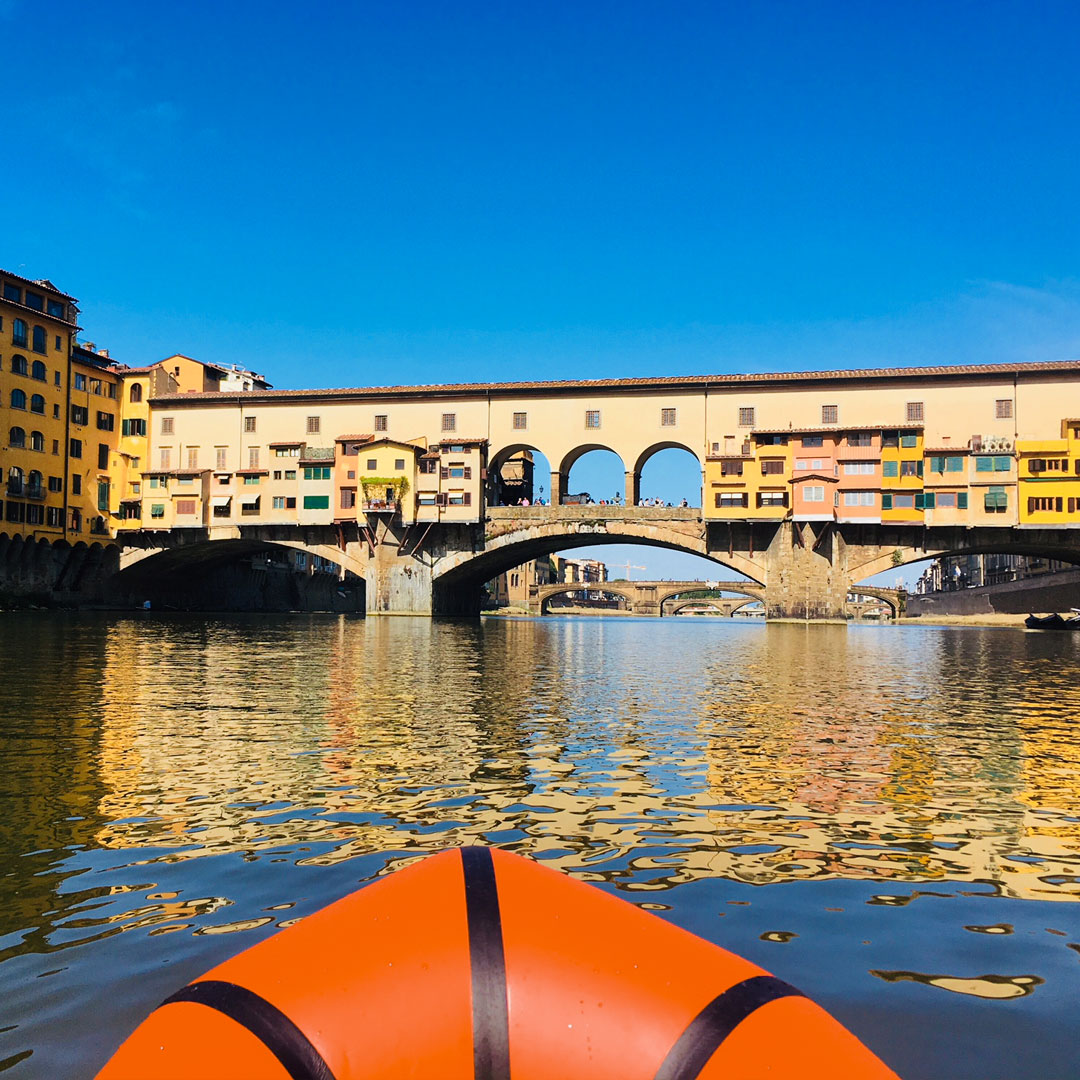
[375,414,388,432]
[821,405,838,424]
[906,401,924,422]
[244,416,257,432]
[661,408,676,427]
[738,407,755,427]
[367,459,378,470]
[513,412,527,430]
[996,399,1013,419]
[306,416,321,434]
[394,458,406,470]
[585,410,601,429]
[442,413,456,432]
[161,417,174,435]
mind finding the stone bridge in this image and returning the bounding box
[532,579,765,616]
[97,507,1080,622]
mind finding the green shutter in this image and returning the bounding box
[916,460,924,477]
[923,491,935,508]
[946,456,964,472]
[303,495,330,510]
[957,491,968,509]
[914,492,926,509]
[930,456,944,473]
[882,461,898,477]
[976,456,992,472]
[881,493,893,510]
[994,455,1012,472]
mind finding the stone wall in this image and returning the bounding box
[908,569,1080,617]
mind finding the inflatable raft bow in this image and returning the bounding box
[98,847,898,1079]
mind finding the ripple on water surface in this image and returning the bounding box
[0,613,1079,1078]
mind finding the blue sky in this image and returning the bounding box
[6,1,1079,582]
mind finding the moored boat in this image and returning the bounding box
[1025,613,1080,630]
[96,847,899,1079]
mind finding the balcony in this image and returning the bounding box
[25,483,45,501]
[363,498,400,514]
[6,479,23,496]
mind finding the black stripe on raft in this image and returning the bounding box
[652,974,805,1080]
[160,979,336,1080]
[461,846,512,1080]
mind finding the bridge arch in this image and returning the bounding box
[538,582,636,614]
[557,444,627,504]
[487,443,555,507]
[632,441,703,507]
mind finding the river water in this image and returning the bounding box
[1,613,1079,1078]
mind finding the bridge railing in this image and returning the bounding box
[487,506,701,521]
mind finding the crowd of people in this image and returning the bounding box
[510,494,691,507]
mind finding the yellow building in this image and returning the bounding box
[703,433,790,521]
[1,272,79,540]
[1017,420,1080,526]
[880,426,925,524]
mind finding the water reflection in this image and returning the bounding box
[1,614,1079,1078]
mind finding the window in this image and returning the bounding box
[761,460,785,475]
[25,291,43,311]
[48,476,62,493]
[843,462,875,475]
[31,326,46,353]
[52,439,59,454]
[69,438,82,459]
[303,466,331,480]
[248,447,260,469]
[2,282,20,302]
[842,491,875,506]
[12,319,27,347]
[985,486,1008,512]
[303,495,330,510]
[243,475,260,485]
[98,481,110,512]
[906,402,924,422]
[661,408,677,427]
[996,399,1013,419]
[10,389,26,410]
[892,494,915,509]
[374,414,388,432]
[584,410,601,429]
[175,500,197,516]
[976,455,1011,473]
[801,436,823,448]
[757,492,788,507]
[150,504,165,519]
[936,492,957,508]
[9,426,25,447]
[10,354,27,375]
[821,405,838,424]
[160,447,171,469]
[74,372,86,390]
[714,492,748,508]
[274,446,300,457]
[89,378,103,396]
[993,455,1012,471]
[394,458,406,470]
[161,417,174,435]
[1028,496,1063,513]
[339,488,357,509]
[215,448,227,470]
[71,404,89,425]
[129,382,143,402]
[121,418,147,437]
[47,298,65,319]
[738,407,755,427]
[30,359,46,380]
[96,411,114,430]
[272,496,287,510]
[29,394,44,414]
[149,476,165,489]
[803,485,825,503]
[882,431,899,448]
[306,416,321,434]
[442,413,457,432]
[720,460,743,476]
[900,434,918,448]
[71,475,82,495]
[900,460,921,477]
[366,458,378,470]
[284,469,297,480]
[187,447,199,469]
[244,416,257,432]
[847,433,872,447]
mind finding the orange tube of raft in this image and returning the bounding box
[97,847,899,1080]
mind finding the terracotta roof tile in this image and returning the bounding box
[147,359,1080,406]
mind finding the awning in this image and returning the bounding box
[241,496,260,508]
[211,496,232,508]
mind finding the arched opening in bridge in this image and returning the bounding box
[561,447,626,506]
[634,444,702,508]
[487,445,554,507]
[541,586,632,615]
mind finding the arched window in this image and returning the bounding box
[10,388,26,410]
[129,382,143,403]
[9,427,25,447]
[8,465,23,491]
[31,359,46,381]
[10,354,27,375]
[28,470,43,492]
[29,394,45,414]
[12,319,27,347]
[30,430,44,452]
[31,326,46,353]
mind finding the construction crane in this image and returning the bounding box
[613,559,646,581]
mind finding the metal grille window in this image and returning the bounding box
[821,405,838,424]
[585,410,601,429]
[906,401,924,422]
[661,408,676,427]
[375,414,388,432]
[738,407,755,427]
[161,417,174,435]
[244,416,257,432]
[996,399,1013,419]
[513,412,527,430]
[442,413,456,432]
[306,416,321,434]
